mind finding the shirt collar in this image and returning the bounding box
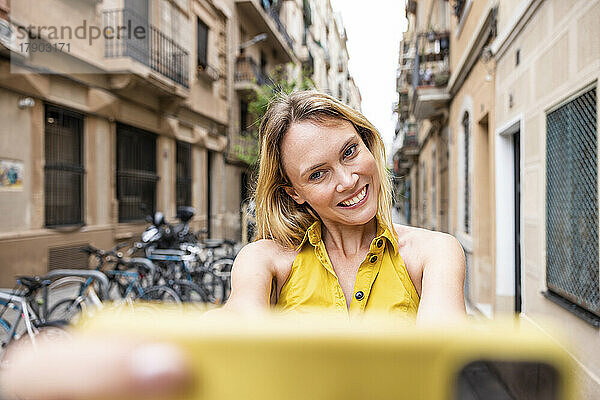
[295,218,399,256]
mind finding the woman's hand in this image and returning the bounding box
[0,335,190,400]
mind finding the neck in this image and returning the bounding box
[320,217,378,258]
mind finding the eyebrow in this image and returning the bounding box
[300,137,355,178]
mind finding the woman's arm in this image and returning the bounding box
[221,240,277,313]
[0,241,278,399]
[416,232,467,324]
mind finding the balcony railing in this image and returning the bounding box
[235,56,269,86]
[263,5,294,50]
[104,8,189,88]
[412,31,449,91]
[417,68,450,87]
[400,123,419,156]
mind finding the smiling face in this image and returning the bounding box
[281,120,380,227]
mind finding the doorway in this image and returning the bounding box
[495,119,522,315]
[206,150,213,238]
[513,131,522,313]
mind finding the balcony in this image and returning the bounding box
[397,90,409,120]
[103,8,189,89]
[235,0,295,63]
[227,131,259,166]
[234,56,269,94]
[400,123,419,156]
[412,31,450,119]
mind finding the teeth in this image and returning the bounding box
[341,186,367,207]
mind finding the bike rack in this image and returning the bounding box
[44,269,110,301]
[129,258,157,277]
[0,291,37,349]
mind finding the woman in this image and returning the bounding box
[225,90,465,322]
[0,91,465,399]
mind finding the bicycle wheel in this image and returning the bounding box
[136,285,181,304]
[208,258,233,301]
[48,277,102,310]
[47,297,85,324]
[0,317,13,361]
[194,270,226,305]
[169,280,208,303]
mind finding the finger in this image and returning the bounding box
[0,335,190,400]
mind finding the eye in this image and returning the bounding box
[343,144,358,158]
[309,170,324,181]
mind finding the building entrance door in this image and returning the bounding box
[513,131,522,313]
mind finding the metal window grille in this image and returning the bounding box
[44,105,84,227]
[116,124,158,222]
[546,87,598,316]
[176,141,192,208]
[463,112,471,234]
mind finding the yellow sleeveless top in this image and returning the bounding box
[276,219,420,317]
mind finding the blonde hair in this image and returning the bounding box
[253,90,395,249]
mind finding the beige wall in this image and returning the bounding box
[447,0,496,315]
[0,89,35,232]
[494,0,600,396]
[449,0,490,72]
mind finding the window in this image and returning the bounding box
[452,0,472,35]
[197,17,208,68]
[161,0,185,47]
[260,51,267,76]
[44,105,84,227]
[462,112,471,234]
[452,0,468,20]
[240,100,249,133]
[116,124,158,222]
[206,150,214,237]
[546,87,598,317]
[176,141,192,208]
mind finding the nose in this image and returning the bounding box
[335,168,359,193]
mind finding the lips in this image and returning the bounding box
[338,184,368,208]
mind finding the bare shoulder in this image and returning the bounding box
[235,239,296,275]
[392,224,464,295]
[393,223,464,261]
[394,224,462,249]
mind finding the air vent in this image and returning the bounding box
[48,243,90,270]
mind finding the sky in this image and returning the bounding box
[329,0,408,153]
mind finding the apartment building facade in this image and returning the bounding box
[0,0,361,286]
[393,0,496,314]
[393,0,451,233]
[395,0,600,396]
[492,0,600,396]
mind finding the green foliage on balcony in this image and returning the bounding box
[230,65,314,166]
[231,132,260,166]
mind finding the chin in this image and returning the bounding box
[335,196,379,226]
